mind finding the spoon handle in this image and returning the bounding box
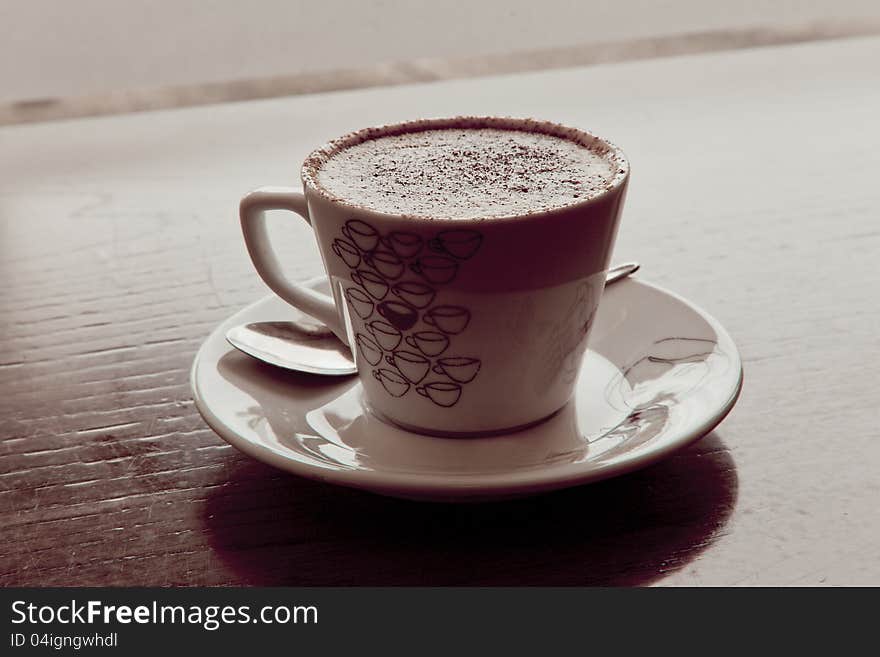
[605,262,640,285]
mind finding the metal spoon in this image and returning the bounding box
[226,261,640,376]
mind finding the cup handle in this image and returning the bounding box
[405,336,417,349]
[432,365,444,375]
[416,386,428,398]
[240,187,347,345]
[423,315,436,327]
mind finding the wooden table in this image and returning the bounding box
[2,36,878,586]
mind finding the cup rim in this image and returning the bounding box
[301,116,629,223]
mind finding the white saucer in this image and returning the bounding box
[191,277,742,502]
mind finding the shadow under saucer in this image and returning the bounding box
[203,431,737,586]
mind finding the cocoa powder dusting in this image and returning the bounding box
[311,122,622,220]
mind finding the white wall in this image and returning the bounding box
[1,0,878,103]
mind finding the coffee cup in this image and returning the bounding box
[432,356,481,383]
[240,117,628,434]
[428,230,483,260]
[422,305,470,335]
[410,254,458,284]
[385,350,431,384]
[363,248,405,280]
[376,300,419,331]
[405,331,449,356]
[331,238,361,268]
[382,231,423,259]
[354,333,384,366]
[365,320,402,352]
[344,287,374,319]
[341,219,380,252]
[416,382,462,408]
[391,280,436,309]
[350,269,389,300]
[373,368,410,397]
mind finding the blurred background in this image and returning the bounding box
[3,0,879,123]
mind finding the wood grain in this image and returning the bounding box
[1,36,879,585]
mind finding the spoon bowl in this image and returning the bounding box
[226,320,357,376]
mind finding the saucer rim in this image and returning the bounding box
[191,277,743,499]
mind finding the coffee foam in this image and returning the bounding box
[303,117,628,220]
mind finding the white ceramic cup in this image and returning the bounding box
[240,117,629,435]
